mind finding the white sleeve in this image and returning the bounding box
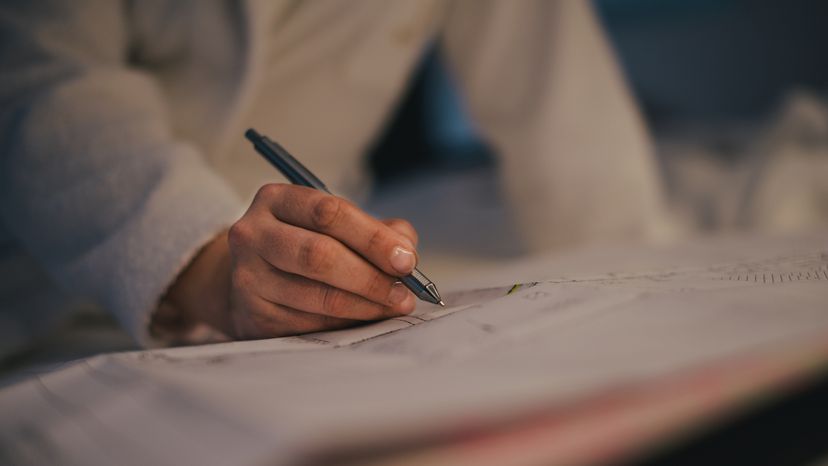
[440,0,669,251]
[0,0,244,345]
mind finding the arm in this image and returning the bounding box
[0,0,424,344]
[440,1,670,251]
[0,0,243,345]
[163,185,421,340]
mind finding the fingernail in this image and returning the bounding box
[390,246,416,274]
[389,281,410,305]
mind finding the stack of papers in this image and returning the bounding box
[2,232,827,465]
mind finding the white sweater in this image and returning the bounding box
[0,0,665,352]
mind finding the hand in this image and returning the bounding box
[160,184,419,341]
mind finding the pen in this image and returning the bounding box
[244,128,445,307]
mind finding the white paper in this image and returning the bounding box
[1,232,827,465]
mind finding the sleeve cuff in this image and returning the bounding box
[54,144,245,347]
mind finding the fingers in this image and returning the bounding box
[257,184,418,277]
[236,255,414,319]
[226,183,425,340]
[232,295,359,339]
[229,213,414,309]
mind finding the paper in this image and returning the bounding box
[1,232,827,465]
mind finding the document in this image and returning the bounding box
[1,232,827,465]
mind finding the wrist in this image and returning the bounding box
[153,230,233,340]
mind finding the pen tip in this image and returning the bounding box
[439,300,445,307]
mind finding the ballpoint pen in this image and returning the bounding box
[244,128,445,307]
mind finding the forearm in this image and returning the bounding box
[0,0,244,345]
[441,0,668,250]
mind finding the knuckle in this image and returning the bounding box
[227,221,253,251]
[311,195,344,231]
[300,236,336,275]
[320,287,347,315]
[254,183,283,203]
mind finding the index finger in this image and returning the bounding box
[260,184,418,277]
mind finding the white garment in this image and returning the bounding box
[0,0,665,351]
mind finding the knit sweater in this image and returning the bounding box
[0,0,665,354]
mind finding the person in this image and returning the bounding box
[0,0,666,350]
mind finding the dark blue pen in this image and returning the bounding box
[245,128,444,306]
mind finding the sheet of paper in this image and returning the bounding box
[1,232,826,465]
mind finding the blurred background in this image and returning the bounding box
[368,0,828,240]
[4,0,828,377]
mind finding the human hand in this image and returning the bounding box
[161,184,419,341]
